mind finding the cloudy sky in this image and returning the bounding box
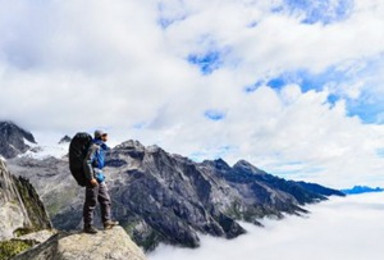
[148,192,384,260]
[1,0,384,188]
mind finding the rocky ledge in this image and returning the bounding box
[12,226,147,260]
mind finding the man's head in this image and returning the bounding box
[94,130,108,142]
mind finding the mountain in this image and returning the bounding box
[58,135,72,144]
[0,159,51,241]
[0,121,71,160]
[12,226,147,260]
[0,121,36,159]
[8,139,344,251]
[341,185,384,195]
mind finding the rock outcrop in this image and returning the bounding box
[0,121,36,159]
[1,158,53,259]
[0,159,51,240]
[12,226,147,260]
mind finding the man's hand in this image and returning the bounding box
[90,178,98,187]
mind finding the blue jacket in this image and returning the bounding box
[83,139,110,183]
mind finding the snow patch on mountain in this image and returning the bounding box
[20,138,69,160]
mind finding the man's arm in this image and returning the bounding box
[83,144,98,181]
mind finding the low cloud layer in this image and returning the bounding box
[148,193,384,260]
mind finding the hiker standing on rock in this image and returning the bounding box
[82,130,118,234]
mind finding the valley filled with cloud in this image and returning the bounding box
[149,193,384,260]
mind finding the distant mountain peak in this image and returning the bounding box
[0,121,36,143]
[214,158,231,168]
[201,158,231,170]
[0,121,37,159]
[58,135,72,144]
[233,159,263,174]
[115,139,146,150]
[341,185,384,195]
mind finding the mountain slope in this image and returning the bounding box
[0,121,36,159]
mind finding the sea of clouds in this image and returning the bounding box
[148,192,384,260]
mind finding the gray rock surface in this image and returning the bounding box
[17,229,58,244]
[0,159,51,240]
[12,226,147,260]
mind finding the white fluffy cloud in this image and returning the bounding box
[1,0,384,187]
[148,193,384,260]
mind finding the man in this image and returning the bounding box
[83,130,118,234]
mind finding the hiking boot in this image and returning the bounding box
[83,225,98,234]
[104,220,119,229]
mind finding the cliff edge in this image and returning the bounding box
[12,226,146,260]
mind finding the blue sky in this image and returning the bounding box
[0,0,384,187]
[280,0,354,25]
[244,64,383,124]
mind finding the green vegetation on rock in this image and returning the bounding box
[13,228,37,238]
[0,239,35,260]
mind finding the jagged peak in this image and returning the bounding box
[233,159,263,174]
[0,120,18,127]
[147,144,161,153]
[114,139,168,155]
[0,121,38,159]
[0,120,36,144]
[115,139,146,150]
[202,158,231,170]
[58,135,72,144]
[214,157,230,166]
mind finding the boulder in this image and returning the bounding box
[12,226,147,260]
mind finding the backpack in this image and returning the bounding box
[69,132,93,186]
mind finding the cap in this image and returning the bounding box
[94,129,107,139]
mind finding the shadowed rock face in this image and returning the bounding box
[8,139,344,251]
[0,121,36,159]
[0,159,51,240]
[12,226,147,260]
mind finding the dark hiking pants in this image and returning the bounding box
[83,181,111,227]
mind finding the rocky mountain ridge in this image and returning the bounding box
[1,121,344,251]
[8,138,344,251]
